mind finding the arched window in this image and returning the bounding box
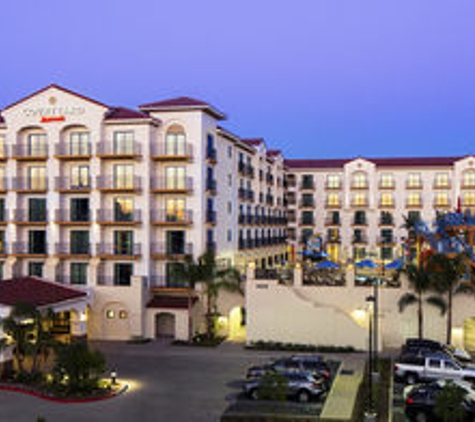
[165,125,186,156]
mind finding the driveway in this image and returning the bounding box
[0,341,359,422]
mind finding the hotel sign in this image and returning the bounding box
[22,97,86,123]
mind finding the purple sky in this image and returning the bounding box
[1,0,475,159]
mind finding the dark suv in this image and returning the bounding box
[402,338,472,363]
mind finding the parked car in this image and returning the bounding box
[246,355,331,381]
[404,379,475,400]
[395,352,475,385]
[402,338,472,364]
[404,380,475,421]
[243,371,327,403]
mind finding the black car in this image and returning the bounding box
[405,381,475,421]
[246,355,331,381]
[402,338,472,364]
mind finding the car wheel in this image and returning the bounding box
[297,389,310,403]
[249,388,259,400]
[414,411,428,422]
[405,373,418,385]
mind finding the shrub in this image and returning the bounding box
[257,372,288,401]
[434,381,468,422]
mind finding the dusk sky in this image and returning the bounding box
[1,0,475,159]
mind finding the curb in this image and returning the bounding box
[0,383,128,404]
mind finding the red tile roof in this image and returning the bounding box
[2,84,108,112]
[0,114,4,124]
[0,277,87,307]
[104,107,155,121]
[147,295,198,309]
[285,156,465,169]
[138,96,226,120]
[267,149,282,157]
[241,138,265,147]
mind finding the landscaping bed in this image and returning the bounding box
[246,340,358,353]
[172,334,226,347]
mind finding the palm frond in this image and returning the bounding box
[426,295,447,315]
[398,293,417,312]
[454,281,475,296]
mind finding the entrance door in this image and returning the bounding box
[155,313,176,338]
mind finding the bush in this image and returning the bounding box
[434,381,468,422]
[257,372,288,401]
[246,340,356,353]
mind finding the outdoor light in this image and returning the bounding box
[110,370,118,386]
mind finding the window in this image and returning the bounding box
[119,310,128,319]
[113,263,133,286]
[353,247,366,260]
[380,174,394,188]
[227,229,232,242]
[69,132,90,155]
[228,174,232,187]
[354,211,367,225]
[70,263,87,285]
[380,193,394,207]
[27,133,47,156]
[380,229,393,243]
[353,229,365,243]
[352,172,368,188]
[434,172,450,188]
[28,230,47,254]
[28,198,47,222]
[407,173,422,188]
[114,231,134,255]
[166,230,186,254]
[70,231,89,254]
[326,174,341,189]
[0,135,5,158]
[106,310,115,319]
[428,359,441,369]
[166,198,185,222]
[380,211,393,225]
[407,192,422,207]
[70,198,90,222]
[327,228,340,242]
[300,211,314,225]
[227,146,232,158]
[114,197,134,222]
[28,262,44,277]
[0,231,5,254]
[327,193,340,207]
[28,166,47,190]
[0,198,5,222]
[301,175,314,189]
[206,134,215,159]
[463,192,475,207]
[328,211,340,225]
[462,170,475,188]
[113,131,134,154]
[165,125,186,156]
[353,193,367,207]
[165,262,186,287]
[381,247,393,260]
[113,164,134,189]
[71,165,90,188]
[301,228,313,243]
[435,192,450,207]
[301,194,314,207]
[228,202,232,214]
[165,166,186,189]
[0,166,5,190]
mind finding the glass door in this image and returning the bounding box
[28,166,47,190]
[114,164,134,189]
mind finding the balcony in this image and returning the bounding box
[97,276,134,287]
[12,241,48,257]
[238,162,254,178]
[151,177,193,194]
[299,218,314,226]
[96,243,142,259]
[351,182,369,190]
[55,177,92,192]
[96,176,141,193]
[351,200,368,208]
[266,174,274,185]
[12,144,48,161]
[151,210,193,226]
[55,143,92,160]
[206,209,217,225]
[0,145,9,161]
[206,148,217,164]
[406,181,423,190]
[379,217,394,226]
[325,235,341,244]
[206,179,217,195]
[286,178,296,188]
[324,217,341,226]
[55,209,91,225]
[299,182,315,190]
[238,188,254,202]
[379,182,395,190]
[379,200,395,209]
[434,200,451,209]
[352,235,368,244]
[96,210,142,225]
[12,209,48,225]
[151,242,193,259]
[12,177,48,193]
[377,236,395,245]
[0,178,9,193]
[461,181,475,190]
[299,199,315,208]
[406,200,423,209]
[55,242,91,257]
[151,143,193,161]
[266,195,274,206]
[433,181,451,190]
[325,182,342,190]
[96,142,142,159]
[325,200,341,209]
[286,195,296,206]
[352,218,367,226]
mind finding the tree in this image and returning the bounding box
[427,253,474,344]
[434,381,468,422]
[398,263,446,339]
[180,251,243,340]
[53,342,105,394]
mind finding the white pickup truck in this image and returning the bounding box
[395,353,475,384]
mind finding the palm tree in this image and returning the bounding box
[427,253,474,344]
[398,263,446,339]
[180,251,243,340]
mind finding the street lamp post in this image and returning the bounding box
[365,295,377,421]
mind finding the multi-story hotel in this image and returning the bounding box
[0,83,473,349]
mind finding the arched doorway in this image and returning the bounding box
[228,307,246,342]
[155,312,176,338]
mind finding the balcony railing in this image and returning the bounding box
[206,148,217,163]
[96,141,142,158]
[238,162,255,178]
[96,243,141,257]
[55,142,92,158]
[12,144,48,159]
[325,235,341,244]
[325,182,342,190]
[352,218,367,226]
[379,182,395,190]
[55,242,90,256]
[325,217,341,226]
[151,242,193,257]
[351,182,369,190]
[299,200,315,208]
[151,143,193,160]
[96,176,141,191]
[151,177,193,193]
[299,218,314,226]
[97,276,133,286]
[12,241,48,255]
[55,177,92,191]
[206,179,217,194]
[377,236,395,245]
[434,200,451,208]
[325,201,341,209]
[299,182,315,190]
[151,210,193,225]
[55,209,91,224]
[433,181,451,189]
[351,201,368,208]
[206,210,217,224]
[12,209,48,224]
[96,210,142,224]
[379,218,394,226]
[406,200,423,208]
[406,182,423,189]
[12,177,48,192]
[352,235,368,244]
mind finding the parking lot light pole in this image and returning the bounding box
[365,295,377,422]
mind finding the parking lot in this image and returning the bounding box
[0,341,349,422]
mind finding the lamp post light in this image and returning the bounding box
[110,370,118,386]
[365,295,377,421]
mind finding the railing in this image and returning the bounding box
[352,219,367,226]
[325,182,342,190]
[12,144,48,158]
[12,177,48,191]
[55,209,91,223]
[351,182,369,190]
[299,218,314,226]
[55,177,92,191]
[55,142,92,157]
[325,217,341,225]
[97,276,132,286]
[149,275,189,288]
[206,148,217,162]
[299,200,315,208]
[206,210,217,224]
[12,209,48,223]
[377,236,395,244]
[96,176,141,190]
[55,242,90,255]
[151,143,193,159]
[299,182,315,190]
[379,218,394,226]
[151,210,193,225]
[151,242,193,256]
[206,179,217,193]
[406,182,423,189]
[0,145,9,160]
[352,235,368,244]
[0,177,8,191]
[96,209,142,224]
[96,141,142,157]
[151,176,193,192]
[325,236,341,244]
[12,241,48,255]
[96,243,141,256]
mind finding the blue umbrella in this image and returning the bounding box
[385,259,403,270]
[355,259,378,269]
[297,250,314,257]
[316,260,340,269]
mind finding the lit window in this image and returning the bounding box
[462,171,475,188]
[353,193,367,207]
[463,192,475,206]
[380,193,394,207]
[119,310,128,319]
[327,193,340,207]
[435,192,450,207]
[407,173,422,188]
[326,174,341,189]
[407,192,422,207]
[352,172,368,188]
[380,174,394,188]
[434,173,450,188]
[106,310,115,319]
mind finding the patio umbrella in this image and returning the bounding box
[385,259,403,270]
[315,260,340,269]
[355,259,378,269]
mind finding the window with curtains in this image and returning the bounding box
[113,131,134,154]
[114,197,134,222]
[69,132,90,155]
[165,166,186,189]
[113,164,134,189]
[70,263,87,285]
[27,133,47,156]
[462,170,475,188]
[71,165,90,188]
[70,198,90,222]
[28,166,47,190]
[70,231,89,254]
[165,125,186,156]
